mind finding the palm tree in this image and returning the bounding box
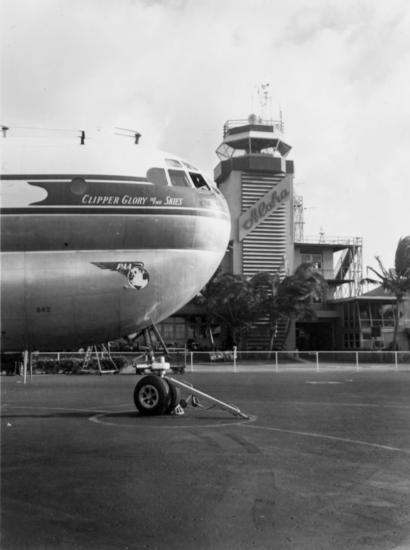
[362,236,410,350]
[198,264,327,350]
[196,270,272,349]
[265,263,328,350]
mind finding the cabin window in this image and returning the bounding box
[189,172,210,190]
[168,169,192,188]
[70,177,88,195]
[146,167,168,186]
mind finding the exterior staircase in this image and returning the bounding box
[335,248,353,280]
[245,316,289,350]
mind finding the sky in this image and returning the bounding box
[1,0,410,271]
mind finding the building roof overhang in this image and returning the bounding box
[223,131,292,157]
[326,279,354,286]
[328,295,397,304]
[295,242,355,252]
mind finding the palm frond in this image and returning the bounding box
[360,276,381,286]
[374,256,391,279]
[395,235,410,276]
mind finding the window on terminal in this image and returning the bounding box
[168,169,192,187]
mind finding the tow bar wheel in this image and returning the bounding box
[134,375,170,416]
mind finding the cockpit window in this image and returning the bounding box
[205,176,215,188]
[146,167,169,186]
[166,158,183,168]
[189,172,211,190]
[168,169,192,187]
[205,175,222,194]
[183,161,199,171]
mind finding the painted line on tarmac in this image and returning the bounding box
[6,405,409,455]
[2,404,127,413]
[241,424,410,455]
[292,401,410,410]
[89,411,257,429]
[2,403,257,429]
[305,381,343,384]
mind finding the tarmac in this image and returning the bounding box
[2,369,410,550]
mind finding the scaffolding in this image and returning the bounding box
[333,237,363,299]
[294,232,363,299]
[293,194,304,242]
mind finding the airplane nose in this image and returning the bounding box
[116,190,231,335]
[0,136,232,351]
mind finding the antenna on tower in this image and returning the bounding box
[279,106,284,133]
[257,83,272,120]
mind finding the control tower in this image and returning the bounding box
[214,115,295,278]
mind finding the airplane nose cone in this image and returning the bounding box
[117,186,232,335]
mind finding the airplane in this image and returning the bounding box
[0,127,234,416]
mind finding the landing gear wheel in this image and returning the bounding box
[134,375,171,416]
[164,379,182,414]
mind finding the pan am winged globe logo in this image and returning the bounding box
[92,261,150,290]
[126,264,149,289]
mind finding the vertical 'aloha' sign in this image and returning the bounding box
[238,175,291,241]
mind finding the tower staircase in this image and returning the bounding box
[333,237,363,298]
[246,316,289,350]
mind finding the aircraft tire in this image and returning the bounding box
[164,379,181,414]
[134,375,171,416]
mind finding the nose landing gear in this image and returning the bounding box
[132,324,249,420]
[133,375,171,416]
[133,370,248,419]
[133,373,182,416]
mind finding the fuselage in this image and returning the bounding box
[0,134,230,350]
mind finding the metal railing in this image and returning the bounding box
[183,350,410,373]
[2,349,410,376]
[223,118,284,136]
[359,318,395,328]
[295,235,362,246]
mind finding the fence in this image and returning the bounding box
[0,348,188,376]
[2,349,410,375]
[184,350,410,373]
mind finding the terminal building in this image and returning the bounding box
[160,116,408,351]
